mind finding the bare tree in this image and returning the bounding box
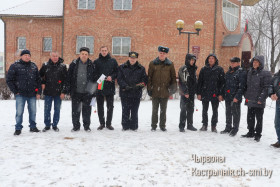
[242,0,280,73]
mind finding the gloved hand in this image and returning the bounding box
[136,82,146,87]
[148,90,152,97]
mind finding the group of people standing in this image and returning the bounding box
[5,46,280,148]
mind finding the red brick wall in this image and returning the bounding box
[2,17,62,70]
[3,0,245,74]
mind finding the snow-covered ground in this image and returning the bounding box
[0,98,279,187]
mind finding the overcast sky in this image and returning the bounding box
[0,0,29,52]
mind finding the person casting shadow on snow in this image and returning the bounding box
[197,54,225,133]
[178,53,198,132]
[242,55,271,142]
[6,49,42,135]
[65,47,97,132]
[147,46,177,132]
[39,51,67,132]
[117,52,148,131]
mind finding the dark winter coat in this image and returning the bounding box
[39,58,67,96]
[224,66,246,102]
[178,54,197,96]
[268,71,280,102]
[147,57,177,98]
[65,58,96,96]
[197,54,225,101]
[6,59,42,97]
[117,61,148,98]
[93,53,118,96]
[245,55,272,108]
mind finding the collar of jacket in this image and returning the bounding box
[73,57,92,65]
[19,59,31,65]
[228,66,240,72]
[48,57,64,65]
[99,53,111,60]
[124,60,141,68]
[153,57,172,65]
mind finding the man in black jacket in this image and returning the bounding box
[221,57,246,136]
[197,54,225,133]
[66,47,96,132]
[6,49,42,135]
[117,52,148,131]
[242,55,271,142]
[93,46,118,130]
[39,51,67,132]
[178,53,197,132]
[268,70,280,148]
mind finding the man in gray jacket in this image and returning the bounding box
[242,55,271,142]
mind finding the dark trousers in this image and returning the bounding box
[151,97,168,129]
[71,92,92,129]
[225,101,241,132]
[247,107,264,136]
[179,95,194,129]
[275,101,280,143]
[96,94,114,126]
[121,97,140,130]
[202,100,219,127]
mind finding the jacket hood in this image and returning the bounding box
[185,53,197,66]
[205,53,219,66]
[251,55,264,70]
[49,57,64,64]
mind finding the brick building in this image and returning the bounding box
[0,0,260,74]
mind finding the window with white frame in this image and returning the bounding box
[222,0,239,31]
[43,37,52,52]
[112,37,131,56]
[113,0,132,10]
[78,0,95,10]
[17,37,26,50]
[76,36,94,54]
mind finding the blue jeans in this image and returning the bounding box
[274,101,280,143]
[44,95,62,127]
[15,95,37,130]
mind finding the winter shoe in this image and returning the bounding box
[30,127,40,133]
[151,127,156,131]
[271,142,280,148]
[200,125,207,131]
[106,125,114,130]
[42,126,51,132]
[97,124,105,130]
[254,135,261,142]
[160,127,167,132]
[211,126,217,133]
[179,128,185,132]
[229,129,238,137]
[84,127,91,132]
[53,126,59,132]
[220,129,231,134]
[71,127,80,132]
[187,125,197,131]
[241,132,254,138]
[14,130,21,136]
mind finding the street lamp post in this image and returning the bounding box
[176,20,203,53]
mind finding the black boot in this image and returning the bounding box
[151,127,156,131]
[84,127,91,132]
[53,126,59,132]
[241,132,254,138]
[97,124,105,130]
[106,125,114,130]
[254,134,261,142]
[179,128,185,132]
[42,126,51,132]
[187,125,197,131]
[211,126,217,133]
[200,125,207,131]
[14,130,21,136]
[71,127,80,132]
[160,127,167,132]
[30,127,40,132]
[220,128,231,134]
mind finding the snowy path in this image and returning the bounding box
[0,99,279,186]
